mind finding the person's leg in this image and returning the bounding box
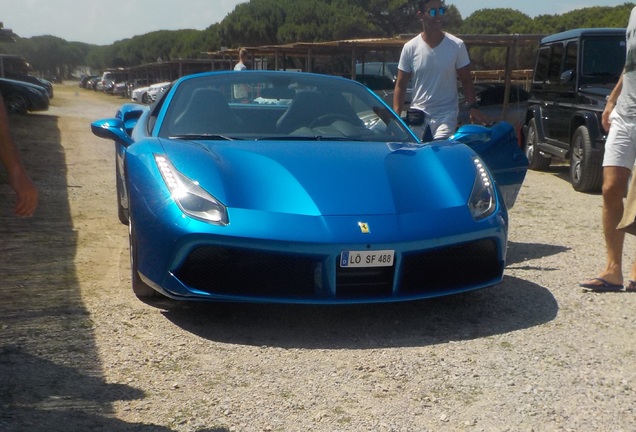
[627,260,636,291]
[581,111,636,289]
[597,166,631,284]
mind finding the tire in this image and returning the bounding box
[525,119,551,171]
[141,93,149,104]
[570,125,603,192]
[129,215,159,299]
[5,93,29,114]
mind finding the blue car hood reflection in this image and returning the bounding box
[161,139,474,218]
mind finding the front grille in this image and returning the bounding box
[400,239,502,294]
[175,239,502,301]
[335,264,394,299]
[175,246,319,298]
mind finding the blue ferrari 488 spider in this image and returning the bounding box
[91,70,528,304]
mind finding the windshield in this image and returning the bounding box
[158,71,414,143]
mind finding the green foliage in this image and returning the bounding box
[460,9,535,34]
[344,0,425,36]
[533,3,635,33]
[0,1,634,77]
[277,0,374,42]
[0,35,90,78]
[217,0,289,47]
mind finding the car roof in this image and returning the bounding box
[541,28,625,44]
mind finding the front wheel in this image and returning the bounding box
[525,119,551,170]
[570,125,603,192]
[129,215,159,299]
[5,93,28,114]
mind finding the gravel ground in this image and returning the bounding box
[1,83,635,432]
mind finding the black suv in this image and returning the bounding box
[524,28,626,192]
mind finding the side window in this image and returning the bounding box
[547,43,564,84]
[558,41,578,89]
[564,42,578,74]
[534,47,550,83]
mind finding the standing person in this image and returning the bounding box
[580,6,636,292]
[234,48,249,71]
[393,0,489,140]
[0,92,38,217]
[233,48,250,101]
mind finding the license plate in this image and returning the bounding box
[340,250,395,268]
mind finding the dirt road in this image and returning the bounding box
[1,83,635,431]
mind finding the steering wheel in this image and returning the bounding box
[309,113,355,129]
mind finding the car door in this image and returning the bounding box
[541,42,567,146]
[550,41,579,144]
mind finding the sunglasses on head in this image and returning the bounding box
[425,7,446,17]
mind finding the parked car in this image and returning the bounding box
[355,62,399,83]
[102,80,120,94]
[127,78,152,100]
[353,62,413,112]
[79,75,98,88]
[99,70,126,94]
[86,76,100,91]
[130,79,157,104]
[458,82,531,133]
[5,72,53,99]
[146,81,171,102]
[0,77,49,114]
[131,85,151,104]
[112,81,128,97]
[524,28,626,192]
[91,70,527,303]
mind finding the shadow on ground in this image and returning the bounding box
[0,113,175,431]
[506,240,570,269]
[548,163,601,195]
[160,274,557,349]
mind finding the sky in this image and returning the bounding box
[0,0,631,46]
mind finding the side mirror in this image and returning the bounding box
[560,69,574,83]
[91,118,134,147]
[117,104,148,135]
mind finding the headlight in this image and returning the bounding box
[468,157,496,220]
[155,155,228,225]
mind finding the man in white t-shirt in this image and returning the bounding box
[234,48,249,71]
[393,0,488,140]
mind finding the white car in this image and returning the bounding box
[146,81,171,102]
[131,85,151,104]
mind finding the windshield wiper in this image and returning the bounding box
[169,134,240,141]
[256,135,363,141]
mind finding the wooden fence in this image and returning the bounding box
[472,69,534,90]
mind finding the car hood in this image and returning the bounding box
[579,84,614,99]
[160,139,477,217]
[0,77,47,93]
